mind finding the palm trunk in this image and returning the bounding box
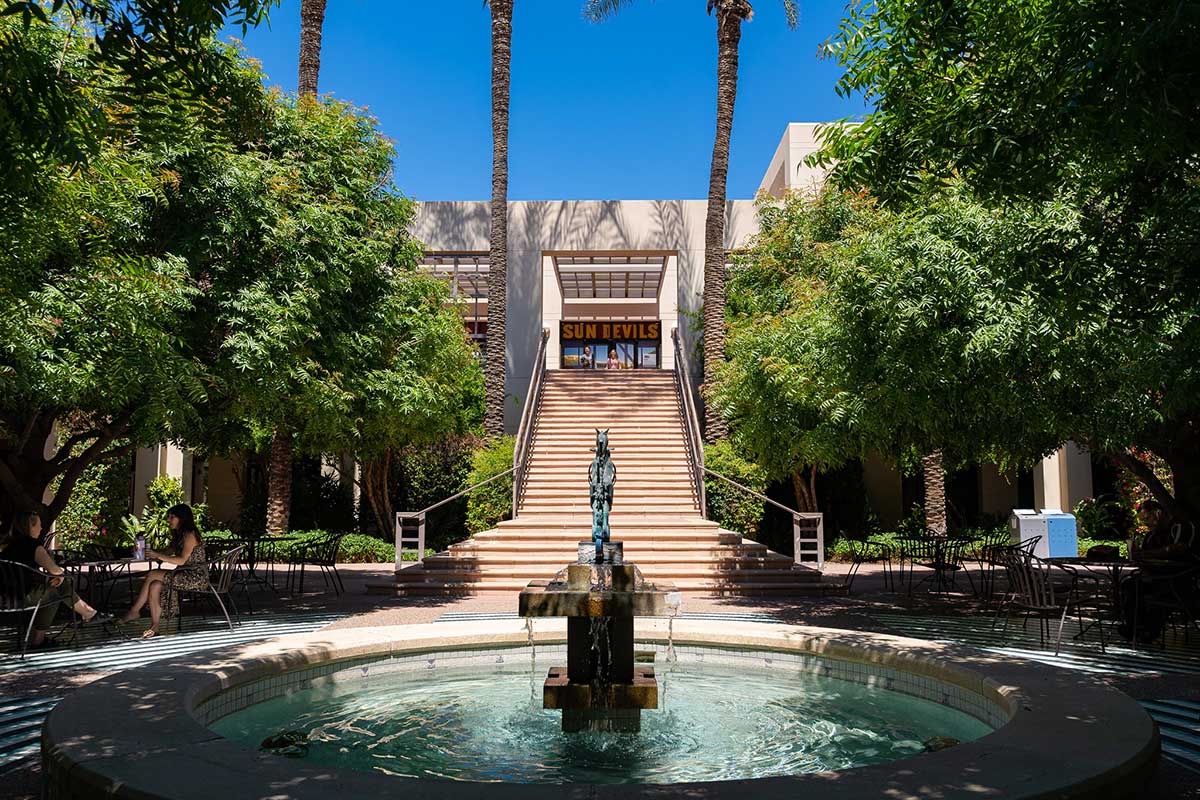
[298,0,327,97]
[701,2,751,443]
[485,0,513,440]
[922,450,947,537]
[265,430,293,536]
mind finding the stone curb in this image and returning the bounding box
[42,620,1159,799]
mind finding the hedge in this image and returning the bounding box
[703,441,769,539]
[466,436,514,534]
[204,529,431,563]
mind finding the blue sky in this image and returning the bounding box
[230,0,865,201]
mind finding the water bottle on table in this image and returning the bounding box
[134,533,146,560]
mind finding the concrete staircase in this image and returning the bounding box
[395,370,827,596]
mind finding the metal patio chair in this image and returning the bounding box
[0,560,73,658]
[288,534,345,596]
[174,545,245,632]
[992,549,1102,655]
[843,538,895,593]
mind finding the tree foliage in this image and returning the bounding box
[0,14,482,529]
[717,183,1200,520]
[804,0,1200,520]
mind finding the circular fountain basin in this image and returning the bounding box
[42,619,1159,799]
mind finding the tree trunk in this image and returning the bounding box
[0,411,134,529]
[791,466,819,512]
[298,0,327,98]
[701,1,751,443]
[265,429,293,536]
[485,0,513,440]
[922,450,947,537]
[360,451,394,538]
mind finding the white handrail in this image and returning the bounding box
[394,466,518,569]
[512,328,550,517]
[671,328,707,515]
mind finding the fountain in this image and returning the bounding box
[518,429,677,732]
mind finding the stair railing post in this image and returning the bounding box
[395,511,428,569]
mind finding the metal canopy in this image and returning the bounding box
[554,255,665,300]
[419,254,489,300]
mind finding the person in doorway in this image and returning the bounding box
[120,504,208,638]
[606,347,620,370]
[1117,500,1198,642]
[0,510,110,648]
[580,346,593,369]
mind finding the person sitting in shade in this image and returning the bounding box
[0,510,111,649]
[580,345,593,368]
[1117,500,1199,642]
[120,504,208,638]
[606,347,620,369]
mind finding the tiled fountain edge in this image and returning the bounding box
[42,620,1159,800]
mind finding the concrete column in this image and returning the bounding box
[542,254,562,370]
[132,443,188,515]
[659,254,678,372]
[1034,442,1093,512]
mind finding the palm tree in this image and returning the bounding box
[266,0,328,537]
[922,451,947,537]
[297,0,328,97]
[484,0,514,440]
[585,1,796,442]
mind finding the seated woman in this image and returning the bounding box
[120,504,208,638]
[0,510,109,648]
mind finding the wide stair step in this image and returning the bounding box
[396,369,823,596]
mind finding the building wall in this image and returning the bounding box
[411,199,760,432]
[756,123,830,198]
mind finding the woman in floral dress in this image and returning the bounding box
[120,504,208,638]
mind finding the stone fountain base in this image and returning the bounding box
[519,552,673,732]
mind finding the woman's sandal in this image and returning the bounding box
[140,628,157,639]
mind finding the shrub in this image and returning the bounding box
[466,436,514,534]
[55,451,133,550]
[394,435,480,551]
[703,441,768,538]
[142,475,184,548]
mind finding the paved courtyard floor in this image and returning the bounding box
[2,562,1197,798]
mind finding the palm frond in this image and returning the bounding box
[782,0,798,29]
[583,0,639,23]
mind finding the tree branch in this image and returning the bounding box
[1114,450,1179,518]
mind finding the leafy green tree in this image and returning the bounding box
[1,17,482,534]
[1,0,275,180]
[718,184,1200,521]
[0,15,241,529]
[811,0,1200,521]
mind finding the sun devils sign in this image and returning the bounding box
[560,321,661,341]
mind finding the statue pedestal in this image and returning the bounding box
[519,549,673,733]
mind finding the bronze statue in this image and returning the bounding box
[588,429,616,561]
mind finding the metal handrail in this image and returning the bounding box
[512,328,550,516]
[701,467,824,569]
[395,466,517,569]
[669,327,824,569]
[671,328,707,515]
